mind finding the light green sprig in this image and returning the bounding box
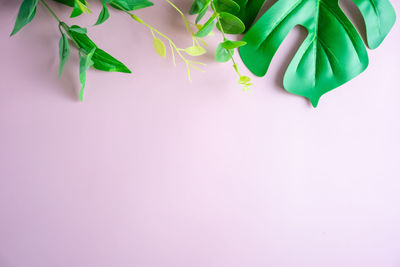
[129,10,205,82]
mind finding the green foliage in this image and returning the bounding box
[130,2,206,81]
[79,47,96,101]
[10,0,38,36]
[191,0,252,92]
[9,0,396,105]
[66,25,132,73]
[109,0,154,11]
[216,12,245,34]
[221,40,246,49]
[214,0,240,14]
[195,13,216,37]
[58,30,70,76]
[95,1,110,25]
[239,0,396,106]
[189,0,210,14]
[215,43,232,62]
[234,0,266,30]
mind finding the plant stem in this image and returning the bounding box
[39,0,61,23]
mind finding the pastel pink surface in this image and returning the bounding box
[1,1,400,267]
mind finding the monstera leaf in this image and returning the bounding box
[233,0,266,29]
[239,0,396,107]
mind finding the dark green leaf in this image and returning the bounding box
[71,1,84,18]
[109,0,153,11]
[67,25,96,51]
[52,0,75,7]
[95,2,110,25]
[67,25,132,73]
[10,0,38,36]
[234,0,266,30]
[92,49,132,73]
[190,0,210,14]
[195,13,217,37]
[58,32,70,76]
[195,6,208,24]
[69,25,87,34]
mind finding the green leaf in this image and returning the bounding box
[214,0,240,15]
[58,32,70,76]
[240,0,396,107]
[67,25,132,73]
[195,13,217,37]
[185,46,206,56]
[71,0,91,18]
[67,25,96,50]
[95,2,110,25]
[153,37,166,57]
[221,40,246,49]
[10,0,38,36]
[69,25,87,34]
[234,0,266,30]
[353,0,396,49]
[216,12,245,34]
[195,6,208,24]
[79,47,96,102]
[109,0,154,11]
[190,0,210,14]
[215,42,232,62]
[51,0,75,7]
[92,49,132,73]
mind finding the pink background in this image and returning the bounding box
[1,1,400,266]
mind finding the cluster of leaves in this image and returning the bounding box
[190,0,253,91]
[191,0,396,106]
[11,0,206,101]
[10,0,397,106]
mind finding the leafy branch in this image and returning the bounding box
[129,13,205,82]
[190,0,252,92]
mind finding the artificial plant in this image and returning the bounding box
[10,0,206,100]
[10,0,397,106]
[191,0,396,106]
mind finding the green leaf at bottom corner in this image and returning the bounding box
[10,0,39,36]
